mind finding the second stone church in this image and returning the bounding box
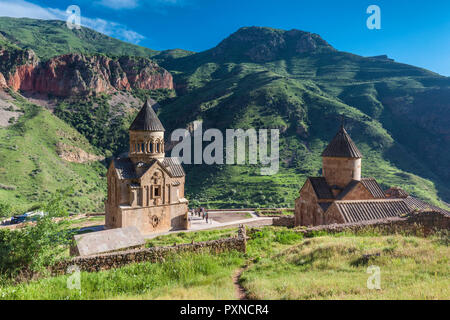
[294,121,449,226]
[105,100,189,234]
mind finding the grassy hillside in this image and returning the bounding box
[242,230,450,299]
[1,226,448,299]
[0,90,106,214]
[155,27,450,209]
[0,17,158,60]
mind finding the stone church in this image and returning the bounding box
[105,100,189,234]
[295,121,449,226]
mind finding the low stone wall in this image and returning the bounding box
[297,211,449,237]
[272,216,295,227]
[52,225,247,275]
[206,208,294,212]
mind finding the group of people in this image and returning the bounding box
[190,207,210,223]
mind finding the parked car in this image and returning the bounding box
[10,214,28,224]
[10,211,47,224]
[27,211,47,221]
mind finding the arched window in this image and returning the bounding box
[156,140,160,153]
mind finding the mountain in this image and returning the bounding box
[155,27,450,209]
[0,19,449,212]
[0,17,158,60]
[0,89,106,214]
[0,20,172,213]
[209,26,335,62]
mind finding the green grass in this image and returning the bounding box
[65,215,105,228]
[241,233,450,300]
[146,228,238,247]
[0,226,448,300]
[0,94,106,214]
[256,208,294,216]
[0,252,245,300]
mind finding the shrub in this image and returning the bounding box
[0,216,70,278]
[0,189,72,278]
[274,230,303,244]
[0,201,13,218]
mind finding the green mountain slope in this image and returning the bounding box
[0,20,448,211]
[155,27,450,208]
[0,17,158,60]
[0,90,106,214]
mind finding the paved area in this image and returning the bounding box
[143,210,272,240]
[2,210,274,240]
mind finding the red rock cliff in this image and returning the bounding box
[0,48,173,96]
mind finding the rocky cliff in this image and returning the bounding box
[0,46,173,97]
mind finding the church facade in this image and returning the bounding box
[295,122,449,226]
[105,100,189,234]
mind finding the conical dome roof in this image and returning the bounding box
[321,125,362,158]
[129,99,165,131]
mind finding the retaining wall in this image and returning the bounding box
[52,225,247,275]
[272,216,295,227]
[297,211,449,236]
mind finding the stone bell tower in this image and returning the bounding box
[129,100,165,163]
[321,118,363,190]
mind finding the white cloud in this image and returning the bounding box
[95,0,189,10]
[95,0,139,10]
[0,0,60,19]
[81,16,145,43]
[0,0,145,44]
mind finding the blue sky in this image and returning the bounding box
[1,0,449,75]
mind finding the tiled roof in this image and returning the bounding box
[337,180,360,199]
[113,157,185,179]
[308,177,334,199]
[114,158,156,179]
[321,126,363,158]
[129,99,165,131]
[162,158,185,177]
[385,187,409,198]
[336,178,385,200]
[360,178,385,198]
[319,202,332,212]
[114,158,137,179]
[404,196,450,216]
[334,199,410,223]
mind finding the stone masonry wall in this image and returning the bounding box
[297,211,449,237]
[322,157,361,189]
[272,216,295,227]
[52,225,247,275]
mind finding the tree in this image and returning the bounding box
[0,201,12,218]
[0,188,73,278]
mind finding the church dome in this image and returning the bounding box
[129,99,165,132]
[321,125,362,158]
